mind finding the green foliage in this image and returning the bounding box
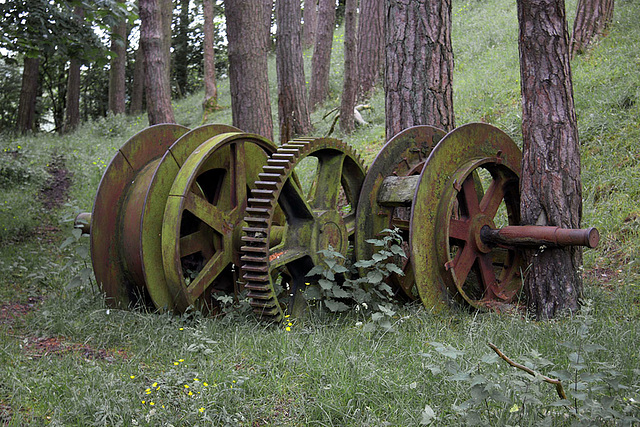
[304,228,406,331]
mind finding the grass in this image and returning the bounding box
[1,0,640,425]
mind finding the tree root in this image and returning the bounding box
[488,342,567,400]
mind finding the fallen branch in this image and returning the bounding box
[488,342,567,400]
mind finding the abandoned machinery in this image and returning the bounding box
[76,122,599,321]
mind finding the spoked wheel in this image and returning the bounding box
[241,138,366,321]
[354,126,446,301]
[410,123,523,310]
[161,133,277,313]
[91,124,189,308]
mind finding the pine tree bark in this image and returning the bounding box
[140,0,176,124]
[174,0,191,97]
[108,12,127,115]
[63,6,85,133]
[302,0,318,50]
[17,57,40,134]
[202,0,218,115]
[276,0,312,144]
[263,0,273,51]
[570,0,614,58]
[130,44,145,115]
[308,0,336,109]
[224,0,273,140]
[385,0,454,141]
[356,0,384,100]
[161,0,173,86]
[339,0,357,134]
[517,0,583,319]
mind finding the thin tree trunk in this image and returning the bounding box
[202,0,218,116]
[140,0,176,124]
[17,56,40,134]
[385,0,454,141]
[570,0,615,58]
[224,0,273,140]
[63,6,85,133]
[356,0,384,100]
[130,44,145,115]
[308,0,336,109]
[263,0,273,51]
[517,0,583,319]
[339,0,357,134]
[108,13,127,115]
[276,0,312,144]
[302,0,318,50]
[174,0,190,97]
[161,0,173,88]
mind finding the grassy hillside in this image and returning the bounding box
[1,0,639,424]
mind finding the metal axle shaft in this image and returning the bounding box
[480,225,599,249]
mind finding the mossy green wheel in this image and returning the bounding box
[410,123,523,310]
[161,133,277,313]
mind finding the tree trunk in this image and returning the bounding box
[17,56,40,134]
[161,0,173,87]
[385,0,454,141]
[276,0,312,144]
[356,0,384,100]
[140,0,176,124]
[302,0,318,50]
[202,0,218,116]
[263,0,274,52]
[339,0,357,134]
[570,0,615,58]
[63,6,85,133]
[108,12,127,115]
[517,0,583,319]
[308,0,336,109]
[130,44,145,115]
[174,0,190,98]
[224,0,273,140]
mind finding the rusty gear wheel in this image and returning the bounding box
[240,138,366,321]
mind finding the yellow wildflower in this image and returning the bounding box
[199,407,205,413]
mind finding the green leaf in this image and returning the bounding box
[390,244,406,257]
[59,236,75,249]
[385,263,404,275]
[318,279,333,290]
[371,312,384,322]
[366,270,384,284]
[333,264,349,274]
[353,259,375,268]
[324,299,349,312]
[331,285,350,299]
[306,265,325,277]
[72,228,82,239]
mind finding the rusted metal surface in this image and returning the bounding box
[161,132,277,313]
[410,123,523,310]
[90,124,189,308]
[74,212,91,235]
[241,138,366,321]
[481,225,599,249]
[354,126,446,301]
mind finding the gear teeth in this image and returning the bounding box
[241,136,366,322]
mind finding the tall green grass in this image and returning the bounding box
[1,0,639,424]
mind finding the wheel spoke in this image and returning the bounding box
[184,191,228,233]
[309,152,346,210]
[451,244,477,285]
[186,250,231,302]
[279,179,315,221]
[477,253,498,299]
[344,214,357,236]
[449,218,470,242]
[461,175,481,217]
[268,246,311,272]
[479,174,506,218]
[179,230,209,257]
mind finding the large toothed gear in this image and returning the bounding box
[240,138,367,321]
